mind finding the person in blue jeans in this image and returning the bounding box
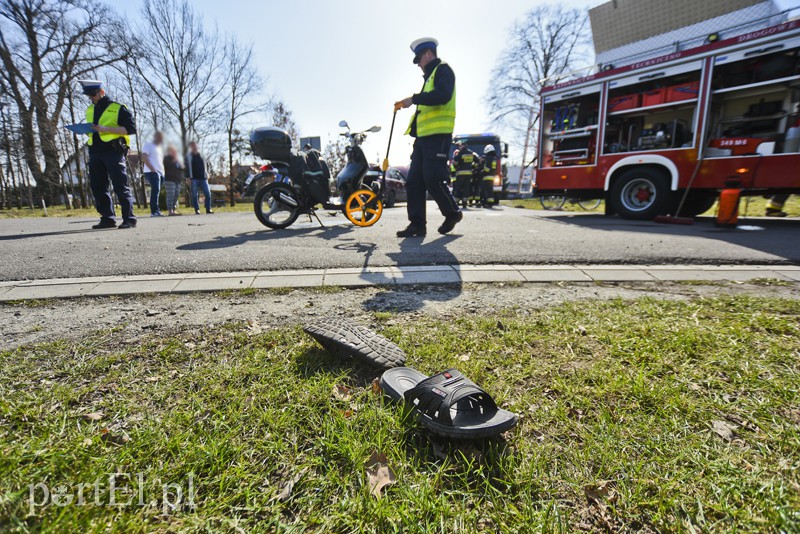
[141,131,165,216]
[186,141,213,214]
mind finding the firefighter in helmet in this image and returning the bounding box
[481,144,498,208]
[451,141,478,208]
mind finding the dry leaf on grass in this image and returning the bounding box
[711,419,737,441]
[371,378,381,395]
[272,468,307,502]
[99,427,130,446]
[365,451,396,498]
[584,480,618,506]
[82,412,105,422]
[333,385,352,401]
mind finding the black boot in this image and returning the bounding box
[396,225,426,238]
[92,219,116,229]
[438,211,463,235]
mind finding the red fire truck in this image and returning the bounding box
[535,19,800,219]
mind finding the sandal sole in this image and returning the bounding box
[304,318,406,370]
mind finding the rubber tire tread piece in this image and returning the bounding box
[380,367,518,439]
[303,317,406,370]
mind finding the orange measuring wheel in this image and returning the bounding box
[344,189,383,227]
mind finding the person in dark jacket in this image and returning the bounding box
[185,142,213,214]
[163,145,184,216]
[80,79,137,229]
[394,38,462,237]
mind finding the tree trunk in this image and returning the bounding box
[68,96,87,208]
[17,156,34,209]
[228,129,235,206]
[0,160,6,210]
[2,116,21,209]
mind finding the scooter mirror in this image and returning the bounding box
[338,120,349,128]
[367,126,382,133]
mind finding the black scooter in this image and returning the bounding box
[252,120,384,229]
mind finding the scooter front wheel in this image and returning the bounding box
[254,182,302,229]
[344,189,383,227]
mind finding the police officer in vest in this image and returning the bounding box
[452,141,478,209]
[80,80,137,229]
[394,38,462,237]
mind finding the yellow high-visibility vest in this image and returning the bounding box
[406,63,456,137]
[86,102,130,146]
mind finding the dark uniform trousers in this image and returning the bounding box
[406,134,460,227]
[89,151,136,222]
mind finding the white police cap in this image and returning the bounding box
[410,37,438,64]
[78,79,103,95]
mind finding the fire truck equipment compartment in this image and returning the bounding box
[608,94,641,112]
[642,88,667,107]
[666,81,700,103]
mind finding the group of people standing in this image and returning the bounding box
[451,142,498,209]
[140,133,214,217]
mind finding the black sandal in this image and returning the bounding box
[380,367,517,439]
[304,317,406,370]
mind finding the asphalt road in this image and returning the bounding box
[1,203,798,281]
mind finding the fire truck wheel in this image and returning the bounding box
[610,168,671,220]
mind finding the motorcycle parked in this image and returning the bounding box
[251,120,384,229]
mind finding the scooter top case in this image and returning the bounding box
[250,127,292,162]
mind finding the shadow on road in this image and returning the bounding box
[539,213,800,264]
[0,228,101,241]
[176,223,355,250]
[360,234,463,313]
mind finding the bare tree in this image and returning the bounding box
[136,0,227,155]
[271,100,300,147]
[486,5,590,175]
[323,138,348,178]
[0,0,133,205]
[223,36,267,206]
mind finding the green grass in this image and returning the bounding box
[1,296,799,532]
[503,195,800,217]
[502,198,606,213]
[0,202,252,219]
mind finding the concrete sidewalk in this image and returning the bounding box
[1,264,798,301]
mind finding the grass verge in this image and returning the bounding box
[0,203,252,219]
[502,195,800,218]
[1,296,798,532]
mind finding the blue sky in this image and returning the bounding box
[120,0,799,164]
